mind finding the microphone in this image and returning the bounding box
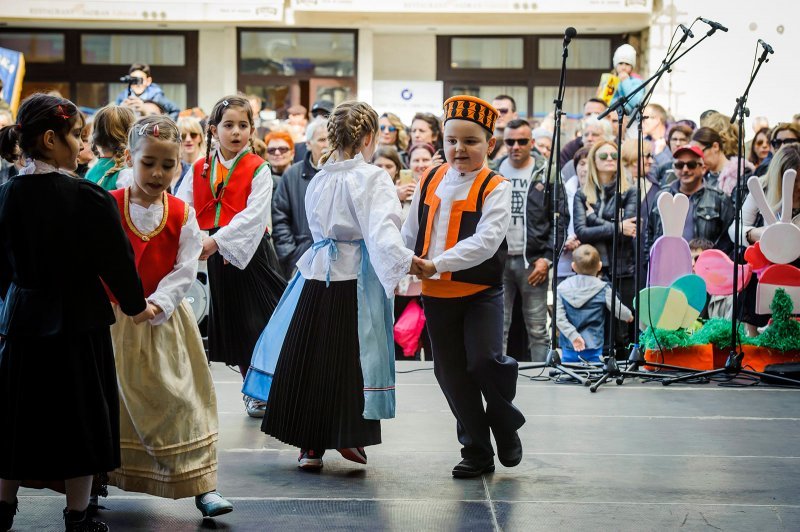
[563,27,577,47]
[679,24,694,38]
[758,39,774,54]
[698,17,728,32]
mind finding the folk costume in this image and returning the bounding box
[400,96,526,464]
[245,153,413,451]
[177,146,286,370]
[107,187,220,499]
[85,157,132,191]
[0,160,145,482]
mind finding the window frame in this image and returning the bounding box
[437,34,626,117]
[0,28,198,108]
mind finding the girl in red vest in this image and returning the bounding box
[177,95,286,418]
[108,115,233,519]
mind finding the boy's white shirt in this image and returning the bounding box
[124,198,203,326]
[296,153,413,298]
[401,166,511,278]
[177,145,272,270]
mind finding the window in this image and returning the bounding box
[238,29,357,119]
[81,34,186,66]
[2,29,197,111]
[0,32,64,63]
[438,34,623,125]
[451,38,523,69]
[240,31,355,77]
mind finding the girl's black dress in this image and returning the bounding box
[0,171,145,480]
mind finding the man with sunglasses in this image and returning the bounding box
[500,119,567,362]
[645,145,734,260]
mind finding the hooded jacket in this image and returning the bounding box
[555,274,632,349]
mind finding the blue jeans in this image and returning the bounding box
[502,255,549,362]
[561,347,603,364]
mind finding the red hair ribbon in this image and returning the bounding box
[153,124,159,137]
[55,105,71,120]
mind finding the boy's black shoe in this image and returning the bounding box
[495,431,523,467]
[0,498,17,532]
[452,457,495,478]
[63,507,109,532]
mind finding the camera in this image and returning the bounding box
[120,75,144,85]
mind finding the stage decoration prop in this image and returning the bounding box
[647,192,693,287]
[638,274,707,331]
[694,249,752,295]
[743,170,800,313]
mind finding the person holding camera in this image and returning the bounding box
[114,63,180,121]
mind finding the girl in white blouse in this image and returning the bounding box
[108,116,233,519]
[247,101,413,471]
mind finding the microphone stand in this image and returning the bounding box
[519,29,599,385]
[662,41,800,388]
[591,23,717,392]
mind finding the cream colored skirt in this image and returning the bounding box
[108,300,218,499]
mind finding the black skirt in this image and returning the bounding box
[261,279,381,450]
[0,328,120,480]
[207,233,287,367]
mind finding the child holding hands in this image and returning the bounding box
[402,96,526,479]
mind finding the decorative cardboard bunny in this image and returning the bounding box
[743,169,800,313]
[647,192,694,287]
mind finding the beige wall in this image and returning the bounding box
[197,28,238,114]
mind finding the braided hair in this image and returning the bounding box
[201,95,254,179]
[92,104,135,186]
[0,93,83,163]
[319,101,379,165]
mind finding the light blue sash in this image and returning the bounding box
[243,239,396,420]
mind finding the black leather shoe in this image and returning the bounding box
[0,498,17,532]
[495,431,523,467]
[452,457,495,478]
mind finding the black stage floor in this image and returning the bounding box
[13,361,800,531]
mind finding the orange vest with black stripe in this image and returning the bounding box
[192,151,268,231]
[109,189,188,300]
[414,164,508,298]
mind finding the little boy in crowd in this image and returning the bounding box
[556,244,633,363]
[403,95,526,478]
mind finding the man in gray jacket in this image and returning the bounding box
[272,118,328,277]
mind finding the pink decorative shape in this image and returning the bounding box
[694,249,752,296]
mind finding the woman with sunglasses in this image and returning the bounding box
[572,140,638,353]
[264,131,295,179]
[176,117,207,192]
[379,113,409,164]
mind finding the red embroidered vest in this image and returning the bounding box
[192,151,268,230]
[110,189,188,300]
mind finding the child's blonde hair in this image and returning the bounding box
[572,244,601,275]
[92,104,136,183]
[127,115,180,155]
[320,101,379,165]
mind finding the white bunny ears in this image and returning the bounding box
[657,192,690,238]
[747,169,800,265]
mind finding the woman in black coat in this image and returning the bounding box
[572,140,638,353]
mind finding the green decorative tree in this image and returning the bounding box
[755,288,800,352]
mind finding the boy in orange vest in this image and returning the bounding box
[403,95,526,478]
